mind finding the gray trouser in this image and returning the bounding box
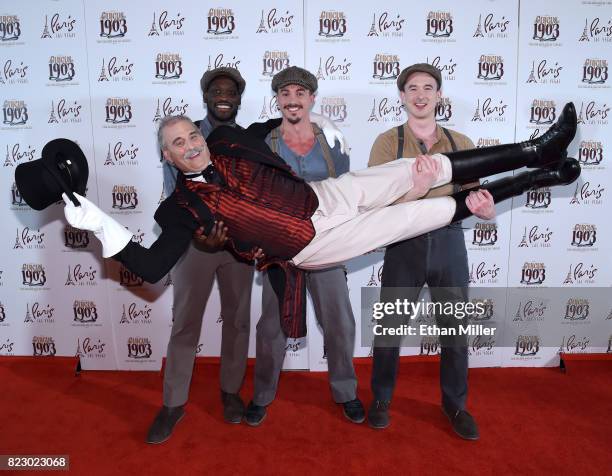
[253,266,357,406]
[163,242,254,407]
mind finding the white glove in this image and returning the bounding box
[310,112,349,154]
[63,192,132,258]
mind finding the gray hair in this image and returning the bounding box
[157,115,198,150]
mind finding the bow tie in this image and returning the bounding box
[185,164,223,185]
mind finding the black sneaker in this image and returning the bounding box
[244,401,266,427]
[342,398,365,424]
[442,406,480,441]
[146,405,185,444]
[221,391,245,424]
[367,400,390,429]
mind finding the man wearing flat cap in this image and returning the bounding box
[367,63,496,440]
[244,66,366,426]
[150,66,253,444]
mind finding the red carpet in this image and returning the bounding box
[1,357,610,475]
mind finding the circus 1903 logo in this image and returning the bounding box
[206,8,236,38]
[470,298,494,321]
[578,141,604,167]
[578,17,612,43]
[119,265,144,288]
[315,56,351,81]
[0,59,28,85]
[526,59,562,85]
[581,59,609,87]
[10,183,28,209]
[0,15,21,42]
[98,56,134,82]
[47,55,76,83]
[529,99,556,125]
[564,298,590,322]
[471,97,508,123]
[99,11,128,40]
[64,225,90,249]
[472,223,498,247]
[319,97,348,123]
[261,51,290,77]
[517,225,553,248]
[127,337,153,359]
[41,13,76,39]
[525,187,552,210]
[32,336,56,356]
[514,336,539,357]
[520,262,546,286]
[435,97,453,123]
[154,53,183,81]
[571,224,597,249]
[0,302,6,324]
[318,11,347,39]
[5,143,35,168]
[13,227,45,250]
[563,263,598,285]
[153,97,189,123]
[424,11,454,41]
[2,100,29,127]
[371,54,400,81]
[73,300,98,324]
[21,264,47,287]
[111,185,139,211]
[104,98,133,126]
[104,141,139,166]
[476,55,504,82]
[420,337,440,356]
[65,264,97,287]
[48,99,82,124]
[473,13,510,39]
[76,337,106,359]
[148,10,185,37]
[256,8,294,34]
[24,302,55,324]
[367,97,404,123]
[120,302,153,324]
[477,138,501,149]
[367,11,405,38]
[532,16,560,44]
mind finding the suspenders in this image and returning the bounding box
[396,124,458,158]
[270,124,338,178]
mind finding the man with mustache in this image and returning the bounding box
[367,64,494,439]
[243,66,365,426]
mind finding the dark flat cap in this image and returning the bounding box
[271,66,317,93]
[397,63,442,91]
[200,66,246,94]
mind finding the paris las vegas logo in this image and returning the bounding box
[366,11,405,38]
[473,13,510,39]
[13,227,45,250]
[578,17,612,43]
[103,141,139,166]
[24,302,55,324]
[255,8,294,34]
[65,264,98,287]
[40,13,76,39]
[0,59,29,85]
[76,337,106,359]
[470,97,508,123]
[97,56,134,82]
[147,10,185,37]
[48,99,82,124]
[315,55,351,81]
[367,97,404,123]
[526,59,562,85]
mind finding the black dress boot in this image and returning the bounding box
[451,157,581,222]
[449,102,577,182]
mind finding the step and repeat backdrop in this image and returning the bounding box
[1,0,610,370]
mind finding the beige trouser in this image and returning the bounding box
[291,155,457,269]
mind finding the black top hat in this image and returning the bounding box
[14,138,88,210]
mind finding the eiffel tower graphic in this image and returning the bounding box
[207,55,213,72]
[367,98,379,122]
[526,62,537,83]
[472,99,483,121]
[513,302,523,321]
[367,14,378,37]
[13,229,23,249]
[256,10,267,33]
[75,338,85,357]
[518,228,529,247]
[65,267,75,286]
[258,97,269,120]
[316,58,325,80]
[24,303,34,323]
[577,103,585,124]
[98,59,109,82]
[468,264,476,284]
[153,99,162,122]
[148,13,160,36]
[41,15,52,39]
[569,183,581,204]
[473,14,484,37]
[367,266,378,286]
[119,304,129,323]
[4,146,12,167]
[579,19,589,42]
[104,143,113,165]
[563,265,574,284]
[163,272,173,287]
[48,101,58,123]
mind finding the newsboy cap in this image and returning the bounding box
[397,63,442,90]
[271,66,318,93]
[200,66,246,95]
